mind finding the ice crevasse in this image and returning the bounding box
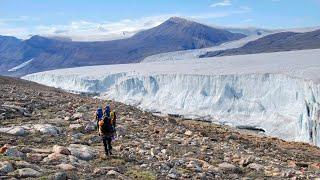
[23,71,320,146]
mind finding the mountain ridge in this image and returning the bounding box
[0,17,246,77]
[200,29,320,58]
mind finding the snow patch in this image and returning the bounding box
[8,59,33,72]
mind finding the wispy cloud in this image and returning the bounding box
[0,9,251,41]
[27,15,176,41]
[241,19,253,23]
[0,16,39,24]
[210,0,232,7]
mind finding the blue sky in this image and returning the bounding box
[0,0,319,40]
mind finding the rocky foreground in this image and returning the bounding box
[0,76,320,179]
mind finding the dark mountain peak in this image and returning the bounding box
[27,35,50,42]
[0,35,21,43]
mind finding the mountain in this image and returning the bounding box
[200,29,320,58]
[0,17,246,77]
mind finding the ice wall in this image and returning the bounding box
[23,72,320,146]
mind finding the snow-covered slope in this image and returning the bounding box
[23,49,320,146]
[141,34,272,63]
[141,27,320,63]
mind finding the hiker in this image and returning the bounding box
[97,105,115,156]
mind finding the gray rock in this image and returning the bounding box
[11,168,42,178]
[168,168,179,179]
[93,166,117,176]
[14,161,41,171]
[5,146,24,158]
[0,127,26,136]
[68,144,97,161]
[85,122,96,132]
[75,105,90,113]
[72,133,84,139]
[88,135,102,144]
[0,161,14,175]
[52,145,71,155]
[56,163,76,171]
[71,113,84,120]
[247,163,264,171]
[186,161,202,172]
[218,162,240,173]
[54,171,67,180]
[33,124,59,136]
[69,124,84,131]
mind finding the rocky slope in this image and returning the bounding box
[0,76,320,179]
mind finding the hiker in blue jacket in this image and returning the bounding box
[96,105,115,156]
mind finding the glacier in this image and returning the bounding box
[22,49,320,146]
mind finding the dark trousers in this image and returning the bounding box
[102,136,112,155]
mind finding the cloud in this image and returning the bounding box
[0,16,39,24]
[241,19,253,23]
[29,15,175,41]
[0,10,250,41]
[210,0,232,7]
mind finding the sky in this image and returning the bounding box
[0,0,319,41]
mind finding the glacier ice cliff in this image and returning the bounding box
[22,49,320,146]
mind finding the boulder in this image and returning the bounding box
[71,113,84,120]
[64,116,71,121]
[75,105,90,113]
[247,163,264,171]
[52,145,71,155]
[68,144,97,161]
[72,133,84,139]
[93,166,117,176]
[54,171,67,180]
[239,156,255,167]
[184,130,193,136]
[33,124,59,136]
[168,168,179,179]
[7,127,26,136]
[85,121,96,132]
[56,163,76,171]
[218,162,240,173]
[26,153,47,163]
[14,161,41,171]
[186,161,202,172]
[43,153,69,164]
[106,170,128,179]
[69,124,84,131]
[0,161,14,175]
[5,146,24,158]
[0,127,26,136]
[10,168,42,178]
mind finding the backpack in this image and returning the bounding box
[96,108,103,120]
[99,115,114,134]
[110,111,116,127]
[104,105,110,118]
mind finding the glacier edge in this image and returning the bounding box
[23,72,320,146]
